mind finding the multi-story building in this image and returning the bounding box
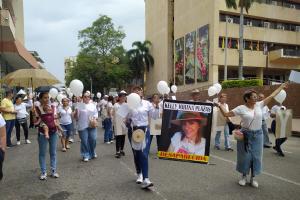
[0,0,39,78]
[145,0,300,94]
[64,56,77,83]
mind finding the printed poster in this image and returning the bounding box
[185,31,196,84]
[196,25,209,82]
[158,100,213,164]
[174,37,185,85]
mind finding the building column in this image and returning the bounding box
[211,64,219,83]
[256,67,263,80]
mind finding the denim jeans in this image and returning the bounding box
[262,120,271,145]
[215,124,231,148]
[103,118,113,142]
[128,126,151,179]
[78,128,97,159]
[61,123,73,138]
[5,119,15,146]
[38,132,58,174]
[236,129,263,176]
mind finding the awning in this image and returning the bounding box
[0,39,39,69]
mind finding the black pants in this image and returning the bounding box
[149,135,161,151]
[15,119,29,141]
[275,137,287,153]
[29,111,34,128]
[115,135,126,152]
[0,148,5,180]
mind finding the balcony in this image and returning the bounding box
[0,9,16,41]
[218,0,300,24]
[219,22,300,45]
[269,49,300,66]
[214,48,267,68]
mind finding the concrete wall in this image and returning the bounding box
[12,0,24,45]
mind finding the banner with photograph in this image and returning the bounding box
[158,100,213,164]
[185,31,196,84]
[196,25,209,82]
[175,37,185,85]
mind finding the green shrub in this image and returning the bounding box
[221,79,263,89]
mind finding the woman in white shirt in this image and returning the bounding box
[14,95,32,145]
[218,82,288,188]
[57,97,73,152]
[75,92,98,162]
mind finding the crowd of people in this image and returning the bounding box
[0,82,290,190]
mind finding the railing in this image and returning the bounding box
[283,49,300,57]
[261,0,300,10]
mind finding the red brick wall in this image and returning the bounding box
[175,83,300,118]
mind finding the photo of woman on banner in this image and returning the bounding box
[168,111,207,155]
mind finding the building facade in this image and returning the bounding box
[145,0,300,95]
[0,0,39,79]
[64,56,77,83]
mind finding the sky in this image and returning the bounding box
[24,0,145,84]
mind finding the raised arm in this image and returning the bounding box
[216,103,236,118]
[263,82,288,106]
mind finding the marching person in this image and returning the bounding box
[14,95,33,145]
[0,113,6,181]
[113,91,127,158]
[126,86,160,189]
[1,90,17,148]
[75,92,98,162]
[214,93,233,151]
[149,93,162,150]
[258,93,272,148]
[103,96,114,144]
[190,89,200,102]
[218,82,288,188]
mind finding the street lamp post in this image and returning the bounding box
[90,76,93,95]
[224,15,228,81]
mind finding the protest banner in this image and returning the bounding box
[157,99,213,164]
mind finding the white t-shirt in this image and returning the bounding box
[262,105,270,120]
[0,114,6,127]
[232,101,264,130]
[77,102,98,131]
[14,101,32,119]
[170,132,206,155]
[58,106,72,125]
[216,103,229,127]
[113,102,127,135]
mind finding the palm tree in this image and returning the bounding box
[225,0,261,80]
[127,40,154,86]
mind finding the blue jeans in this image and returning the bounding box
[215,124,231,148]
[236,129,263,176]
[61,123,73,138]
[38,132,58,174]
[78,128,97,159]
[103,118,113,142]
[262,120,271,145]
[5,119,15,146]
[128,126,151,179]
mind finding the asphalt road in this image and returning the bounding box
[0,128,300,200]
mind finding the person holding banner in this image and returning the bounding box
[168,111,206,155]
[126,86,160,189]
[217,82,288,188]
[149,94,162,149]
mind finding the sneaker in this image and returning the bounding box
[66,145,70,149]
[25,140,31,144]
[68,138,74,143]
[61,148,67,152]
[83,158,89,162]
[141,178,154,189]
[225,147,234,151]
[264,144,271,148]
[115,152,121,158]
[16,141,21,145]
[110,140,114,143]
[39,173,47,180]
[120,151,125,156]
[7,144,16,148]
[92,154,98,159]
[136,173,143,184]
[51,172,59,178]
[214,146,220,150]
[105,142,111,144]
[250,178,259,188]
[238,176,247,186]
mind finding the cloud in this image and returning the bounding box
[24,0,145,83]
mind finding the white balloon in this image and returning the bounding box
[165,87,170,94]
[127,93,141,109]
[49,88,58,98]
[97,92,102,98]
[66,88,71,95]
[157,81,168,94]
[213,83,222,94]
[171,85,177,93]
[57,94,64,102]
[91,93,95,98]
[69,93,73,98]
[274,89,287,104]
[70,79,84,97]
[208,86,217,97]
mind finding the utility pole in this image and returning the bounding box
[90,76,93,95]
[224,15,228,81]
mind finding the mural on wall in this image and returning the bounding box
[174,37,185,85]
[185,31,196,84]
[196,25,209,82]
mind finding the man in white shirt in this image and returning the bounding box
[258,94,272,148]
[190,89,200,102]
[0,114,7,180]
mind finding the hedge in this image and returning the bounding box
[221,79,263,89]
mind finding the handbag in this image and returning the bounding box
[233,111,256,141]
[89,117,98,128]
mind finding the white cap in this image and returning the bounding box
[104,95,109,98]
[119,90,127,94]
[17,89,26,95]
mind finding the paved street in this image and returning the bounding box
[0,128,300,200]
